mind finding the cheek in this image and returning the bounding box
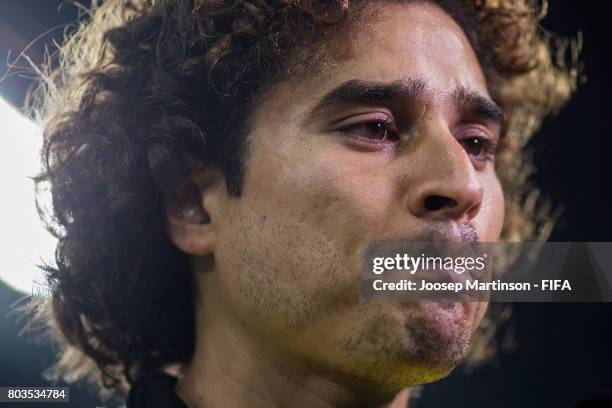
[249,140,397,247]
[475,172,505,242]
[296,155,394,237]
[212,145,398,333]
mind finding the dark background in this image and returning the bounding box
[1,1,610,407]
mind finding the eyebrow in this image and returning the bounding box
[452,86,505,129]
[301,79,505,130]
[303,79,427,121]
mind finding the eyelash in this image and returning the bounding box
[336,117,399,144]
[457,133,499,162]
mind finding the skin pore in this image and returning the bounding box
[168,2,505,407]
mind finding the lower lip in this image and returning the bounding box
[396,299,477,321]
[396,268,478,314]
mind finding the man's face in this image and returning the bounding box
[210,1,504,391]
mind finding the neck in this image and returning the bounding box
[174,274,411,408]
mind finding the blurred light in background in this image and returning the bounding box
[0,96,55,294]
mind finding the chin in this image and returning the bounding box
[399,301,475,367]
[330,302,476,390]
[380,301,476,387]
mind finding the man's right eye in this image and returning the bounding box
[338,120,400,144]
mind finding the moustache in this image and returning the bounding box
[414,222,479,246]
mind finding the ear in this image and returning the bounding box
[165,167,225,256]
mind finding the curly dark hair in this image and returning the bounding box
[27,0,578,396]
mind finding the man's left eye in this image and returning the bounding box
[460,136,497,161]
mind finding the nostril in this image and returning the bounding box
[424,195,457,211]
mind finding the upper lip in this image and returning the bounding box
[413,221,479,244]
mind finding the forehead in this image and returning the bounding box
[345,1,487,94]
[263,1,489,114]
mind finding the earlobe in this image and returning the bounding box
[165,203,215,256]
[165,168,224,256]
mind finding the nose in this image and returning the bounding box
[405,127,484,222]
